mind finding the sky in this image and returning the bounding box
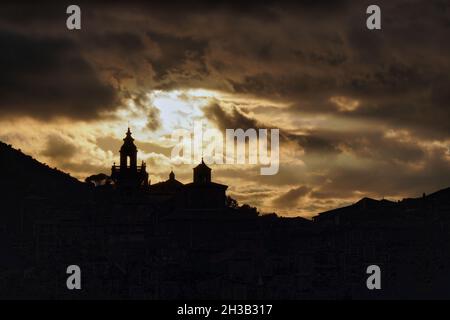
[0,1,449,217]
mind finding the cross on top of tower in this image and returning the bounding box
[124,126,134,143]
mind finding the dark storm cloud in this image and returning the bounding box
[289,128,428,164]
[203,103,260,131]
[232,58,449,139]
[203,102,341,154]
[287,132,341,154]
[312,147,450,199]
[1,0,448,132]
[339,131,426,163]
[86,32,147,53]
[145,31,209,81]
[42,134,76,159]
[0,30,117,120]
[132,92,162,131]
[203,101,430,158]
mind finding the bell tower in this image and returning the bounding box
[120,127,137,169]
[111,127,149,190]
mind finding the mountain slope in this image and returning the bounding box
[0,141,91,201]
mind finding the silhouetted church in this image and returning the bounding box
[111,128,149,190]
[185,159,228,209]
[112,128,228,208]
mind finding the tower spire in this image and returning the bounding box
[112,126,149,189]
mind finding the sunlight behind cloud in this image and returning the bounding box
[329,96,360,112]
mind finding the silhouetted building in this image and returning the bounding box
[111,128,149,190]
[148,161,228,209]
[149,171,184,194]
[185,159,228,209]
[108,129,228,208]
[147,171,186,208]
